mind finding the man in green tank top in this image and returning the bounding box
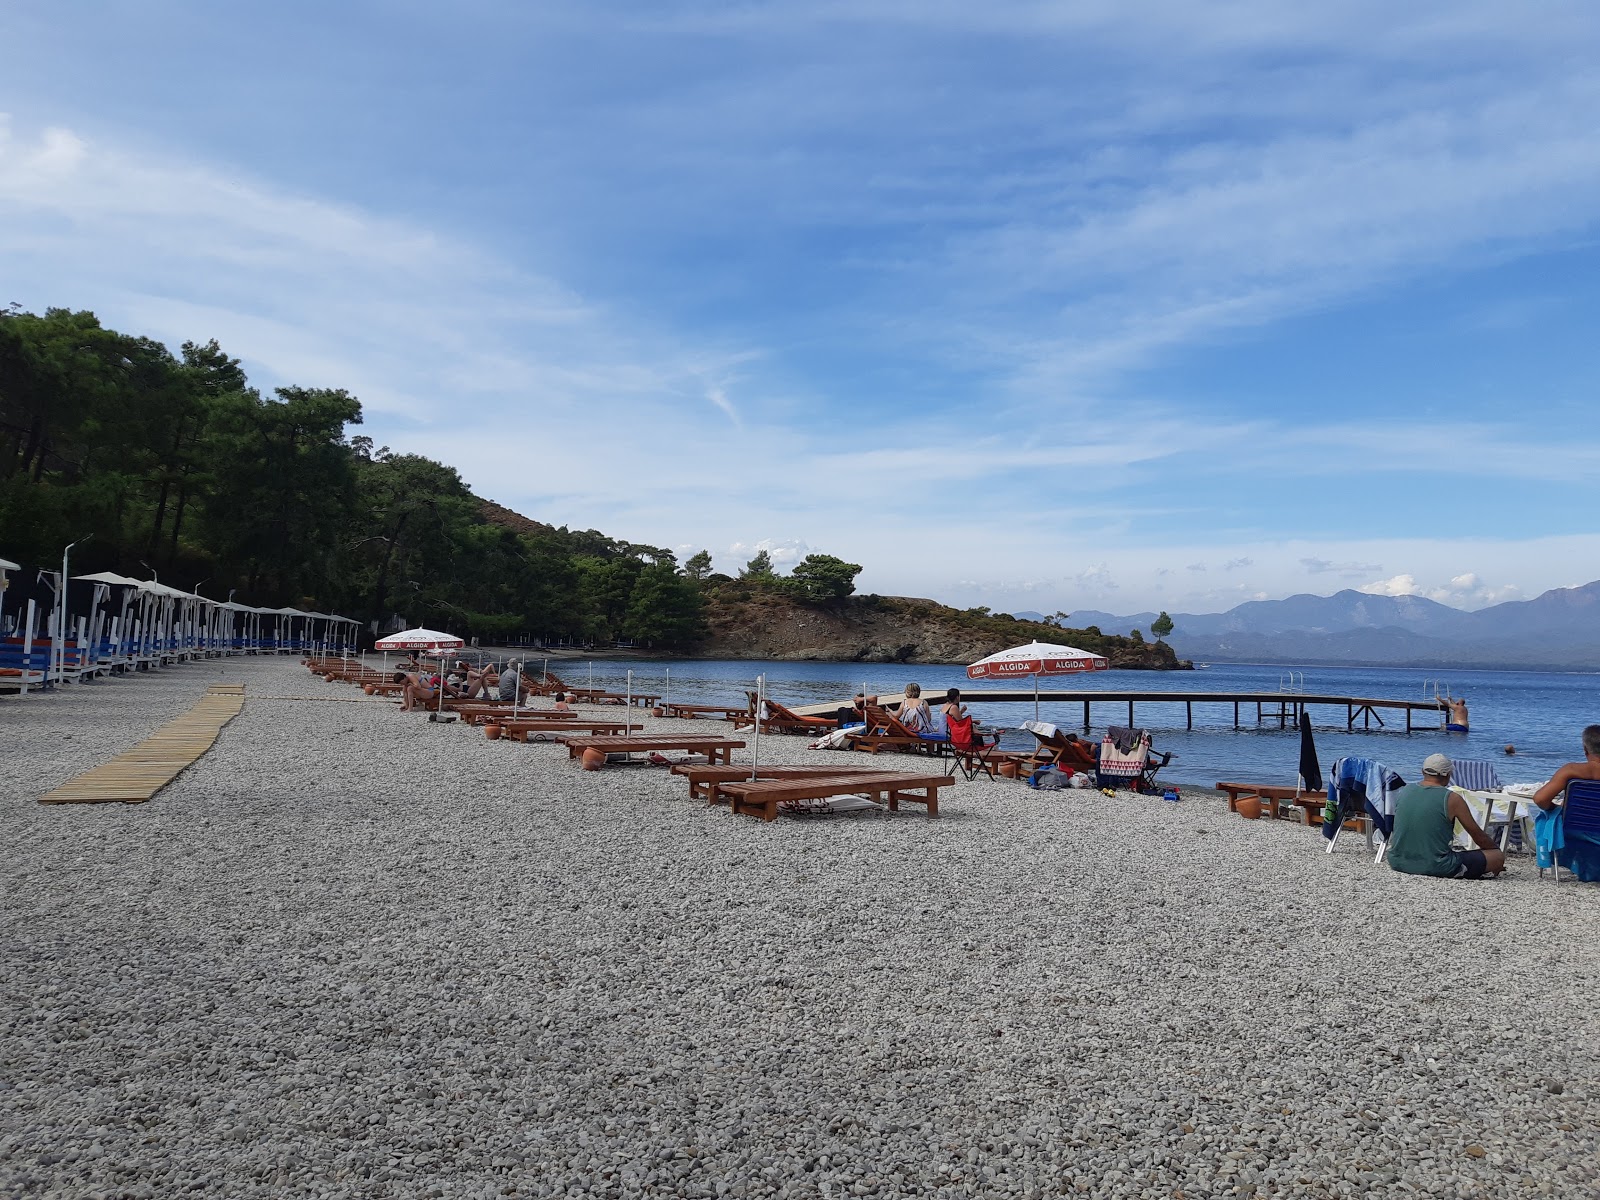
[1387,753,1506,879]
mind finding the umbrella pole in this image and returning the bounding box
[626,669,633,715]
[751,673,763,781]
[664,667,669,716]
[1034,674,1040,722]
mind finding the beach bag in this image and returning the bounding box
[1030,767,1071,791]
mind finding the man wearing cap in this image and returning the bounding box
[1386,753,1506,879]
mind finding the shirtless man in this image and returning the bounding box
[393,670,439,712]
[1444,694,1469,733]
[1532,724,1600,811]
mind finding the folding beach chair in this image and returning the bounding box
[943,715,1003,781]
[1323,757,1404,860]
[1543,779,1600,883]
[1096,728,1152,791]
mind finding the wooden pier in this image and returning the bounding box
[794,689,1447,732]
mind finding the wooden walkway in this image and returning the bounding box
[794,688,1448,731]
[39,684,246,805]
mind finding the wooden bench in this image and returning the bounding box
[563,735,746,766]
[496,719,641,741]
[669,763,898,804]
[716,772,954,822]
[1217,781,1325,823]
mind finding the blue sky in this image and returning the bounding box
[4,1,1600,616]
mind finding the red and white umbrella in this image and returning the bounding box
[375,627,464,716]
[375,627,464,651]
[967,640,1109,718]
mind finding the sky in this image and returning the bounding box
[3,1,1600,618]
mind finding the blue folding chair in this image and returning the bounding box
[1549,779,1600,883]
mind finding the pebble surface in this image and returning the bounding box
[1,657,1596,1199]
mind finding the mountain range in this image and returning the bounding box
[1014,580,1600,670]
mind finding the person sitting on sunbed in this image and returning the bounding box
[393,670,439,712]
[497,662,530,703]
[898,683,941,738]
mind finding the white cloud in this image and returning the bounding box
[1360,573,1423,598]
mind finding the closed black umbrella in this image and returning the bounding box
[1298,709,1322,792]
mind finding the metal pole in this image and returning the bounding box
[664,667,669,716]
[626,669,633,713]
[751,673,763,780]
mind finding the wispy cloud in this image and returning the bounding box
[5,2,1600,615]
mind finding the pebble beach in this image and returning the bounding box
[2,657,1596,1199]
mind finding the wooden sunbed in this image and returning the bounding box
[495,719,642,741]
[716,772,954,822]
[660,702,751,721]
[1023,728,1099,773]
[561,688,662,708]
[563,735,746,766]
[846,704,945,756]
[1216,781,1325,822]
[743,693,840,735]
[669,763,899,804]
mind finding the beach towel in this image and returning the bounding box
[1106,725,1148,754]
[1534,805,1565,871]
[1323,757,1404,841]
[1448,759,1504,792]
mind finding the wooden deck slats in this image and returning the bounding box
[39,684,246,805]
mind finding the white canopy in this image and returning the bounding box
[0,557,20,572]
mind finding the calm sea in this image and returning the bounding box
[535,656,1599,790]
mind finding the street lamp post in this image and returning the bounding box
[56,535,93,686]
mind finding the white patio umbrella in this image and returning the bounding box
[376,627,465,715]
[966,640,1110,720]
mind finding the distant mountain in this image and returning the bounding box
[1064,582,1600,670]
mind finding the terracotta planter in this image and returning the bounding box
[484,724,502,740]
[1237,796,1263,820]
[363,684,376,695]
[997,759,1020,779]
[652,706,666,718]
[581,747,607,771]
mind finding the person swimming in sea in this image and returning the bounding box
[1444,693,1469,733]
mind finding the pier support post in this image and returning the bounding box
[1187,700,1193,730]
[1233,701,1239,730]
[1128,700,1135,728]
[1082,700,1090,730]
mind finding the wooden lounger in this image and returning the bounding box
[1216,781,1325,822]
[716,772,954,822]
[845,704,945,756]
[670,763,900,804]
[661,703,751,721]
[743,693,840,735]
[563,735,746,766]
[496,719,641,740]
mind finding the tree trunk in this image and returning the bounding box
[371,509,411,617]
[168,483,190,562]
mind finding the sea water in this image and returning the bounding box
[534,657,1599,790]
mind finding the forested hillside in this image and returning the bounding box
[0,306,706,647]
[0,305,1174,665]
